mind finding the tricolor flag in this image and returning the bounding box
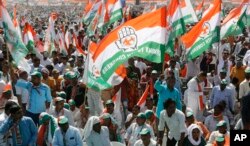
[58,33,68,56]
[97,0,110,34]
[220,1,247,39]
[165,0,186,56]
[12,5,22,40]
[83,0,102,25]
[0,2,31,73]
[83,42,126,91]
[195,0,205,19]
[23,23,36,52]
[181,0,221,61]
[137,85,149,109]
[180,0,198,24]
[87,3,102,36]
[107,0,123,25]
[92,7,167,82]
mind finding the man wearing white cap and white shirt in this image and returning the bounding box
[83,116,111,146]
[239,68,250,100]
[52,116,83,146]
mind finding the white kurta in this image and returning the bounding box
[187,77,206,122]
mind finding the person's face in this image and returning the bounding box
[170,61,176,68]
[219,73,226,79]
[42,72,49,79]
[141,134,150,143]
[52,72,59,79]
[236,62,242,68]
[3,92,11,99]
[146,99,153,109]
[218,126,227,134]
[186,116,195,126]
[167,78,176,90]
[132,107,140,115]
[12,109,23,122]
[103,118,111,126]
[214,107,222,116]
[93,122,101,133]
[59,123,69,133]
[56,101,64,110]
[70,105,75,111]
[106,104,114,114]
[136,117,146,126]
[192,128,200,141]
[43,119,50,126]
[222,51,229,59]
[166,103,176,117]
[31,76,41,85]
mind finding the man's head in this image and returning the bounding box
[33,57,41,67]
[197,71,207,82]
[39,112,51,126]
[169,59,176,69]
[31,71,42,86]
[214,104,224,117]
[164,99,176,117]
[139,128,151,144]
[68,99,76,111]
[101,113,112,126]
[220,79,228,91]
[105,100,114,114]
[236,59,243,68]
[222,50,229,60]
[216,120,227,134]
[136,113,146,126]
[91,117,101,133]
[10,105,23,122]
[186,111,195,126]
[132,105,140,115]
[41,68,50,79]
[58,116,69,133]
[166,76,176,91]
[54,97,65,111]
[145,97,154,110]
[52,69,60,79]
[18,70,28,80]
[4,101,17,116]
[245,68,250,80]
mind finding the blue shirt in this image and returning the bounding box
[210,85,234,111]
[52,126,83,146]
[15,80,52,114]
[154,80,182,118]
[0,116,37,146]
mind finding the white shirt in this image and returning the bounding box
[70,107,79,122]
[134,139,157,146]
[125,123,155,146]
[158,109,187,141]
[85,126,111,146]
[15,79,29,104]
[41,58,52,67]
[111,110,123,128]
[204,115,230,132]
[243,50,250,67]
[186,58,202,79]
[239,79,250,99]
[217,59,232,81]
[52,126,83,146]
[49,108,75,126]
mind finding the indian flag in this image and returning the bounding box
[23,23,36,52]
[83,42,126,91]
[12,5,22,40]
[180,0,198,24]
[83,0,102,25]
[87,3,102,36]
[44,13,57,54]
[92,7,167,82]
[0,2,31,73]
[166,0,186,56]
[108,0,123,25]
[195,0,204,19]
[58,33,68,56]
[220,1,247,39]
[181,0,221,61]
[97,1,110,34]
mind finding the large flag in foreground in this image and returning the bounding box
[0,2,30,73]
[220,0,247,39]
[93,7,167,81]
[181,0,221,61]
[83,42,126,91]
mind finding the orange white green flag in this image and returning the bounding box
[83,41,126,91]
[165,0,186,56]
[220,0,247,39]
[180,0,198,24]
[181,0,221,61]
[195,0,204,19]
[107,0,123,25]
[92,7,167,82]
[23,23,36,52]
[83,0,102,24]
[0,1,30,73]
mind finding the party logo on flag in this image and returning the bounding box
[92,65,101,78]
[116,26,138,51]
[200,22,211,38]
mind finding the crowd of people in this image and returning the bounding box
[0,2,249,146]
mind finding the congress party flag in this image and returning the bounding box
[180,0,198,24]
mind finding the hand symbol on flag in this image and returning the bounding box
[116,26,137,51]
